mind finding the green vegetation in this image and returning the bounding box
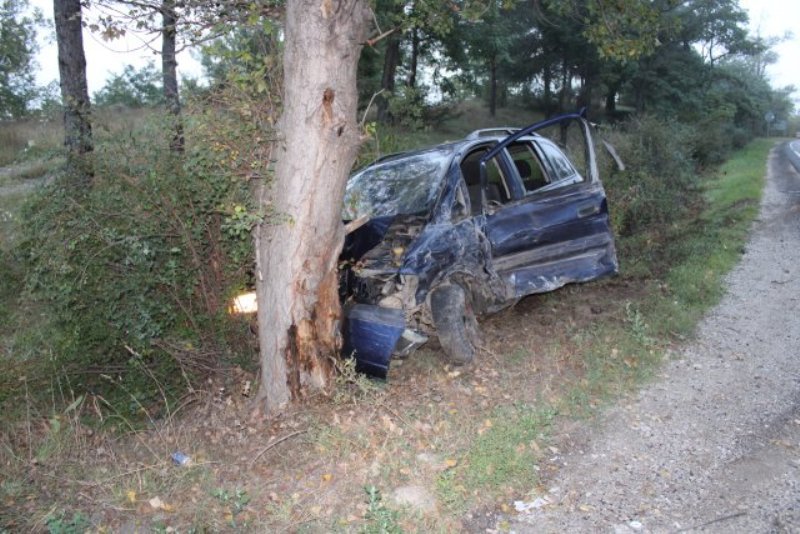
[362,486,403,534]
[0,0,44,118]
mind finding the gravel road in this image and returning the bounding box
[500,142,800,534]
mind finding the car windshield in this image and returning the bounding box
[343,148,452,220]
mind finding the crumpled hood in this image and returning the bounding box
[341,214,426,276]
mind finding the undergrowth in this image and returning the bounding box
[8,100,273,418]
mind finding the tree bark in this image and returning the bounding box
[54,0,92,182]
[161,0,184,152]
[254,0,372,416]
[376,32,400,124]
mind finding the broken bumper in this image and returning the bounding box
[343,304,426,379]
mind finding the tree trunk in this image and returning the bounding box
[376,32,400,124]
[54,0,92,182]
[542,65,552,117]
[577,71,592,112]
[489,57,497,117]
[558,60,570,114]
[161,0,184,152]
[605,86,617,115]
[254,0,372,416]
[407,27,419,88]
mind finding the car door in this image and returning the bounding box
[479,113,618,299]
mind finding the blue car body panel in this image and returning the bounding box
[340,111,618,377]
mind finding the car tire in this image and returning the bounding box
[430,284,480,365]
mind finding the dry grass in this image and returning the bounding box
[0,116,62,167]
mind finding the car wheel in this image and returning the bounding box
[430,284,480,365]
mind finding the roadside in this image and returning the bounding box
[500,141,800,533]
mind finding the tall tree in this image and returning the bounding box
[0,0,42,118]
[254,0,372,414]
[54,0,93,181]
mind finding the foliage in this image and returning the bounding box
[45,510,90,534]
[94,63,163,108]
[20,109,264,411]
[0,0,44,118]
[601,115,697,237]
[200,18,282,90]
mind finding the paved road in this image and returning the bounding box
[496,141,800,533]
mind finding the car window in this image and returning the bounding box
[537,140,581,183]
[507,142,549,193]
[343,147,452,220]
[460,148,513,215]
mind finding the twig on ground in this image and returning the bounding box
[249,430,307,466]
[675,511,747,532]
[480,344,503,365]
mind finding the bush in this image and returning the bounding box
[600,115,697,237]
[20,110,266,412]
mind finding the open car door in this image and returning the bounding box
[477,110,618,298]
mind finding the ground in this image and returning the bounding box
[494,143,800,533]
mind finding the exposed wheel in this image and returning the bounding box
[430,284,481,365]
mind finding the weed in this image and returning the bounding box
[624,302,654,347]
[334,356,385,405]
[44,510,90,534]
[212,487,251,514]
[362,485,402,534]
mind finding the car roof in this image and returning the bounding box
[362,110,589,169]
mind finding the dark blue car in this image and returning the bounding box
[339,111,618,378]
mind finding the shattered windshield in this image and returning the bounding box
[343,148,452,220]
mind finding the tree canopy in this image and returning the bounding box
[0,0,43,118]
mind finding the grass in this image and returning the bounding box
[0,116,63,167]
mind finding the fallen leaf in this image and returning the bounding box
[445,458,458,468]
[149,497,164,510]
[322,473,333,482]
[126,490,136,504]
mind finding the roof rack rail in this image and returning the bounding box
[465,127,520,140]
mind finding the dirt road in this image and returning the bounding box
[500,142,800,533]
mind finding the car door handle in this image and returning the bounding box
[578,204,600,217]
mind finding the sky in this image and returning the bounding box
[29,0,800,102]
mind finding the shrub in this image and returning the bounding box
[21,109,267,412]
[600,115,697,237]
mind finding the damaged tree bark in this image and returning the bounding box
[254,0,372,415]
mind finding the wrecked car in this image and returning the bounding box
[340,111,618,378]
